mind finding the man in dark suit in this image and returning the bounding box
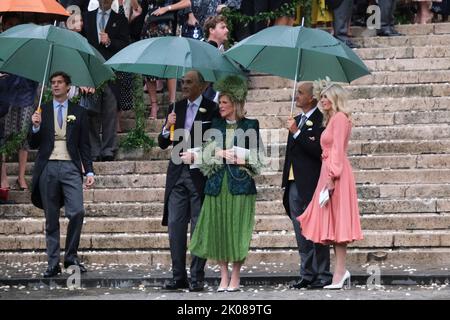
[331,0,359,48]
[282,82,332,289]
[29,72,94,278]
[377,0,403,36]
[158,70,219,292]
[81,0,129,161]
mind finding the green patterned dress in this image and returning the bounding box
[189,122,257,262]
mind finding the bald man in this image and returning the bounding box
[281,82,332,289]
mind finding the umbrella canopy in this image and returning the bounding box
[225,25,370,83]
[0,23,114,87]
[0,0,69,19]
[105,36,243,82]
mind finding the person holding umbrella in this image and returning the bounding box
[282,81,333,289]
[29,71,95,278]
[158,70,219,292]
[298,82,363,290]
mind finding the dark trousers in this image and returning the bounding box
[288,182,332,282]
[88,84,117,158]
[167,165,206,282]
[333,0,354,42]
[378,0,397,30]
[39,160,85,268]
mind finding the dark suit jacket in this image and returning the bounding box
[82,9,130,60]
[282,107,324,216]
[29,102,93,209]
[158,96,220,226]
[204,117,260,196]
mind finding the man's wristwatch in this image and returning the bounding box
[167,5,172,11]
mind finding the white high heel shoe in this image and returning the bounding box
[324,270,351,290]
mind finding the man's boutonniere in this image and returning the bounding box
[199,107,207,113]
[67,115,76,123]
[306,120,313,127]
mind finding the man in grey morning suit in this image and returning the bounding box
[158,70,219,292]
[29,72,94,278]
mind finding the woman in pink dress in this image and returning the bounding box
[298,83,363,290]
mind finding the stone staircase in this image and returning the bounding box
[1,23,450,272]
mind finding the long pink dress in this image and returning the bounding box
[298,112,363,245]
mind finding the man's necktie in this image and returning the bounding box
[99,11,107,31]
[185,102,196,132]
[57,105,64,129]
[298,114,307,129]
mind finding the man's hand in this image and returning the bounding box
[85,176,95,188]
[99,31,111,46]
[32,111,41,129]
[164,111,176,130]
[287,116,299,134]
[80,87,96,94]
[187,12,198,26]
[180,151,196,164]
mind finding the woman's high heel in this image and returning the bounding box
[324,270,351,290]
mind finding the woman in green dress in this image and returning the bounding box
[188,75,264,292]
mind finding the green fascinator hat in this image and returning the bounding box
[214,75,248,103]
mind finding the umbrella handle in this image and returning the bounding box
[169,125,175,141]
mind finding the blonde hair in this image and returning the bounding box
[218,93,247,121]
[320,84,351,126]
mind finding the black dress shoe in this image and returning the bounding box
[289,278,312,289]
[64,261,87,273]
[189,281,204,292]
[308,278,332,289]
[388,28,404,36]
[376,29,402,37]
[344,40,359,49]
[92,156,101,162]
[102,155,114,162]
[163,279,190,290]
[43,265,61,278]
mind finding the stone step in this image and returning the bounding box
[349,154,450,170]
[1,198,449,217]
[14,138,450,164]
[244,96,450,115]
[355,46,450,60]
[5,182,450,207]
[1,229,450,251]
[6,169,450,191]
[2,247,449,267]
[4,154,449,178]
[352,70,450,85]
[353,34,450,48]
[249,70,450,88]
[351,23,450,37]
[247,84,450,103]
[1,213,448,236]
[363,58,450,72]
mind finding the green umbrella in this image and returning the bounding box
[105,36,243,82]
[0,23,114,106]
[225,25,370,114]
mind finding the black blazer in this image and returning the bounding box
[158,96,220,226]
[82,9,130,60]
[28,102,93,209]
[282,107,324,216]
